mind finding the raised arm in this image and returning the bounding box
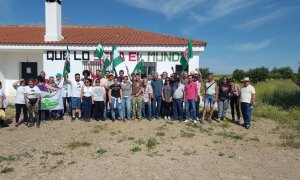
[125,65,132,80]
[45,84,60,91]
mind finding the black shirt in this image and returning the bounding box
[218,83,231,100]
[110,84,122,98]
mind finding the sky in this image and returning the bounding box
[0,0,299,73]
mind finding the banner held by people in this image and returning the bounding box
[180,39,193,70]
[40,90,63,110]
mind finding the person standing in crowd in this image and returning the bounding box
[162,77,173,120]
[216,76,231,122]
[127,66,142,120]
[184,75,198,123]
[24,79,41,128]
[151,72,163,120]
[201,73,218,123]
[65,73,84,121]
[193,68,202,120]
[38,71,49,84]
[48,76,60,119]
[121,76,132,120]
[12,79,28,127]
[181,71,189,85]
[81,79,93,122]
[172,78,184,121]
[118,70,125,83]
[109,77,123,121]
[92,79,106,121]
[62,75,72,116]
[106,73,114,118]
[142,78,153,120]
[240,77,256,129]
[0,81,8,127]
[147,74,152,84]
[229,78,241,123]
[81,70,91,82]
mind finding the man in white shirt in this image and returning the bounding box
[239,77,256,129]
[66,73,84,121]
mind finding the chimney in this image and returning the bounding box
[44,0,64,42]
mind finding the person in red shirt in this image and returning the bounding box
[184,75,198,123]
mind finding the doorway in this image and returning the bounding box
[21,62,38,83]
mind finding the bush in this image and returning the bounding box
[232,69,247,81]
[270,67,294,80]
[247,67,269,83]
[199,68,210,79]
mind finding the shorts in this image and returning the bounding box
[204,94,215,108]
[71,97,81,109]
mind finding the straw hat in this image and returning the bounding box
[0,109,5,120]
[190,71,196,75]
[241,77,250,82]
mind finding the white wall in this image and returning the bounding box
[0,51,43,103]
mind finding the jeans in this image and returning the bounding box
[63,97,71,115]
[162,101,172,117]
[218,99,229,119]
[94,101,105,119]
[195,96,200,118]
[122,96,131,119]
[131,96,142,119]
[111,97,123,119]
[15,104,28,123]
[185,99,196,120]
[152,96,162,118]
[230,96,241,120]
[204,94,215,108]
[241,102,252,126]
[173,99,183,120]
[82,96,92,119]
[142,101,152,119]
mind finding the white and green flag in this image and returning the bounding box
[94,42,111,74]
[180,39,193,70]
[63,46,71,77]
[132,54,145,74]
[40,90,63,110]
[112,45,123,69]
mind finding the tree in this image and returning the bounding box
[248,66,269,83]
[232,69,247,82]
[199,68,210,79]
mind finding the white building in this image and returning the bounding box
[0,0,207,102]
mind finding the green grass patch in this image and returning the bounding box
[183,150,197,156]
[156,131,165,136]
[221,120,230,128]
[128,137,135,140]
[43,151,65,156]
[146,138,158,149]
[130,146,142,153]
[0,155,16,162]
[68,161,77,165]
[68,141,92,150]
[56,160,64,165]
[1,167,14,174]
[97,148,107,156]
[180,130,196,138]
[216,131,243,140]
[135,139,145,145]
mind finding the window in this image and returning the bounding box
[82,61,102,73]
[175,65,189,75]
[143,62,156,75]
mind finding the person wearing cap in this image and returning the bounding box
[240,77,256,129]
[229,78,241,123]
[12,79,28,127]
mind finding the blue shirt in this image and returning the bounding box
[151,79,163,97]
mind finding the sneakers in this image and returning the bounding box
[193,120,198,124]
[168,116,171,120]
[164,117,168,120]
[245,124,251,129]
[15,122,19,127]
[216,118,221,122]
[184,120,189,123]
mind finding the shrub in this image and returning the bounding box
[232,69,247,81]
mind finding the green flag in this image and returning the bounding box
[180,39,193,70]
[132,54,145,74]
[94,41,104,59]
[63,46,70,77]
[112,45,123,69]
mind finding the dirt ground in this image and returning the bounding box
[0,108,299,180]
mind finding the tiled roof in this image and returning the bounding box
[0,25,207,46]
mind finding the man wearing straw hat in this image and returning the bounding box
[240,77,256,129]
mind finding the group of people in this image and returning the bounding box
[0,66,256,129]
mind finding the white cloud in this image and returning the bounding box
[228,39,274,52]
[190,0,256,23]
[117,0,205,19]
[237,7,298,29]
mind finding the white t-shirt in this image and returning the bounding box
[71,81,84,98]
[83,86,93,97]
[15,85,26,104]
[92,86,105,101]
[142,84,153,102]
[25,86,41,99]
[62,81,72,98]
[240,84,256,103]
[0,89,7,108]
